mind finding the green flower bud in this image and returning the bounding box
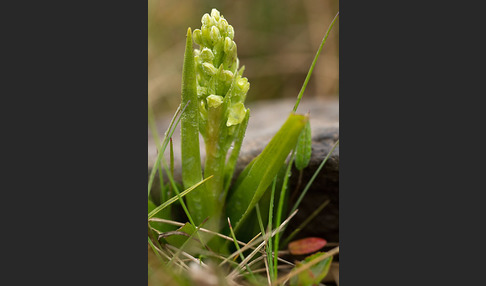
[227,25,234,40]
[227,102,246,126]
[200,48,214,62]
[202,62,217,76]
[210,26,221,44]
[223,37,233,53]
[211,9,221,22]
[237,77,250,94]
[222,70,234,84]
[202,13,211,26]
[218,19,228,34]
[193,29,203,46]
[201,26,211,45]
[207,94,224,108]
[223,43,237,69]
[197,86,207,98]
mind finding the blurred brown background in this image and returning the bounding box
[148,0,339,117]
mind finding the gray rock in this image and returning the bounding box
[148,97,339,242]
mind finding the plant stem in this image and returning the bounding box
[203,104,227,229]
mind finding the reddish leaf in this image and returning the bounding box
[288,237,327,255]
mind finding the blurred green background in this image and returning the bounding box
[148,0,339,117]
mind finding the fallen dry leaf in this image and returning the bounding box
[288,237,327,255]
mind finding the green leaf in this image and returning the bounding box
[163,222,196,248]
[289,252,333,286]
[181,27,207,225]
[295,121,312,170]
[226,113,308,232]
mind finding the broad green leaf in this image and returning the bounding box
[295,121,312,170]
[180,27,207,225]
[289,252,333,286]
[226,113,308,232]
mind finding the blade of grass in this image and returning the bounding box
[273,246,339,286]
[149,217,255,249]
[228,218,255,278]
[169,137,174,199]
[266,177,277,281]
[148,175,213,219]
[250,265,294,275]
[256,200,275,283]
[148,102,185,197]
[293,11,339,113]
[166,244,209,269]
[263,252,271,286]
[160,157,197,227]
[148,236,164,262]
[290,140,339,215]
[255,203,266,239]
[147,103,162,148]
[227,209,299,279]
[282,199,330,246]
[245,253,294,270]
[273,151,295,279]
[148,104,166,204]
[229,210,297,269]
[220,232,262,267]
[166,218,209,268]
[148,104,171,214]
[164,247,190,271]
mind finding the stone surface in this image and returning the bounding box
[148,97,339,242]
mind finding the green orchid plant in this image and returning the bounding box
[182,9,251,233]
